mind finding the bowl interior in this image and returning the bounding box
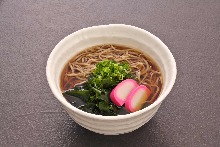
[47,24,176,119]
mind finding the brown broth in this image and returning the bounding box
[60,44,163,111]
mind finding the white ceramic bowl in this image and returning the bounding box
[46,24,177,135]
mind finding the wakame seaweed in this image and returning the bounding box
[64,60,132,116]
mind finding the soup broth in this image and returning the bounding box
[60,44,163,115]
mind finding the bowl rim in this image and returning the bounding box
[46,24,177,120]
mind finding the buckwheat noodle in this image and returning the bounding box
[61,44,162,103]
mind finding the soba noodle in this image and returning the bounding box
[61,44,162,103]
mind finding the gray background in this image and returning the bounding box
[0,0,220,146]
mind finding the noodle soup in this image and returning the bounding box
[60,44,163,115]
